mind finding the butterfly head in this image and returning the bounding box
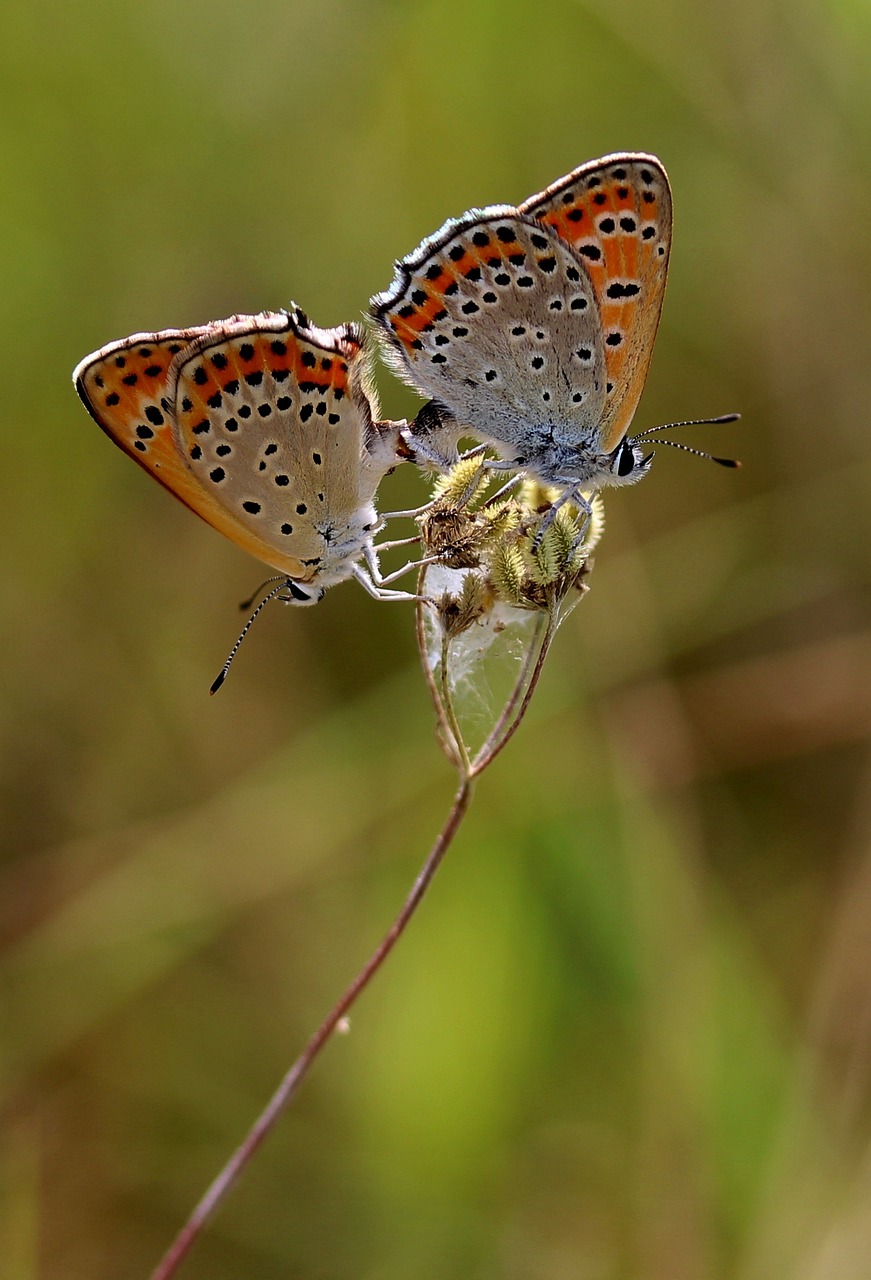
[607,436,655,487]
[283,578,325,607]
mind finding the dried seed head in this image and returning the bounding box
[435,571,495,638]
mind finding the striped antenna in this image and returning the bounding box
[210,581,290,695]
[633,412,741,468]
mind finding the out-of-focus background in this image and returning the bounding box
[2,2,871,1276]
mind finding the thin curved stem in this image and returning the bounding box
[439,631,472,775]
[414,576,463,771]
[149,776,475,1280]
[152,573,565,1276]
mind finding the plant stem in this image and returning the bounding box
[439,630,472,773]
[150,580,564,1279]
[149,774,474,1280]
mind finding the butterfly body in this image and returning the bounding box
[75,309,405,603]
[371,153,671,500]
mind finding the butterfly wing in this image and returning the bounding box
[74,324,218,513]
[169,310,389,582]
[75,319,309,577]
[371,211,606,461]
[520,152,671,453]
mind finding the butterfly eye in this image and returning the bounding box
[286,580,316,603]
[615,438,637,478]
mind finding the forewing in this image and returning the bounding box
[75,319,315,577]
[170,311,382,576]
[371,212,605,457]
[521,152,671,452]
[74,325,213,512]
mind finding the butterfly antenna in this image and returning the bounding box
[238,575,287,612]
[634,412,740,439]
[634,413,741,467]
[210,581,289,695]
[642,437,741,467]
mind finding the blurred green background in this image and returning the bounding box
[3,1,871,1276]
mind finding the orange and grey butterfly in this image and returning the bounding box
[370,153,672,497]
[74,309,407,599]
[519,153,671,455]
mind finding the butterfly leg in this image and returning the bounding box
[400,400,464,473]
[458,442,489,461]
[480,456,522,473]
[378,457,491,526]
[379,501,437,521]
[530,484,594,550]
[371,533,423,553]
[377,557,441,586]
[352,563,429,603]
[481,471,524,507]
[362,543,439,589]
[401,434,459,472]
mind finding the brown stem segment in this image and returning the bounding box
[414,572,462,770]
[149,775,475,1280]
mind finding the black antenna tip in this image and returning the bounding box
[210,578,290,695]
[712,413,741,424]
[714,456,741,468]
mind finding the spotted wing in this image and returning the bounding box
[74,323,213,509]
[520,152,671,453]
[371,211,606,460]
[75,319,308,577]
[170,310,388,579]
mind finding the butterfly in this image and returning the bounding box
[370,152,674,504]
[74,308,416,607]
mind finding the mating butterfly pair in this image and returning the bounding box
[74,153,676,608]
